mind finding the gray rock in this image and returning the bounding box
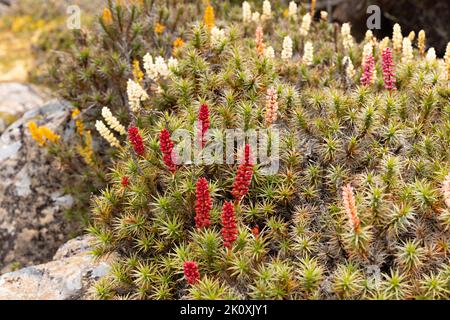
[0,83,48,116]
[0,235,116,300]
[0,99,80,273]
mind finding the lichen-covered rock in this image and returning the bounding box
[0,99,80,273]
[0,235,114,300]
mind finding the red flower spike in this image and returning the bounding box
[121,176,129,188]
[221,201,238,249]
[128,126,145,156]
[360,54,375,86]
[194,177,212,228]
[232,144,254,201]
[159,128,176,172]
[183,261,200,285]
[382,47,397,91]
[198,104,210,148]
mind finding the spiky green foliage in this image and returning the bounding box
[47,1,449,300]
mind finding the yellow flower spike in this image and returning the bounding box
[77,130,94,166]
[38,126,60,144]
[154,23,165,34]
[71,108,84,136]
[28,121,45,146]
[204,4,215,30]
[71,108,81,119]
[173,37,184,49]
[75,120,84,136]
[172,37,185,56]
[102,8,113,25]
[283,8,289,18]
[310,0,316,17]
[132,60,144,84]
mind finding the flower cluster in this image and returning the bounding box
[364,30,373,43]
[341,23,353,51]
[379,37,390,52]
[132,60,144,84]
[281,36,293,60]
[183,261,200,285]
[95,120,120,148]
[361,42,373,68]
[288,1,297,20]
[261,0,271,21]
[128,126,145,157]
[195,178,212,228]
[159,128,176,172]
[71,108,84,136]
[204,4,215,29]
[221,201,238,249]
[392,23,403,51]
[154,22,165,34]
[255,26,265,56]
[445,42,450,80]
[360,54,375,86]
[126,79,148,113]
[173,37,185,54]
[342,184,360,232]
[382,47,396,90]
[401,37,413,64]
[121,176,129,188]
[299,13,311,37]
[76,130,94,166]
[197,103,210,148]
[28,121,60,146]
[232,144,254,201]
[101,107,126,136]
[264,86,278,125]
[303,41,313,66]
[143,54,177,81]
[211,26,226,48]
[418,30,426,56]
[101,7,112,25]
[264,46,275,59]
[242,1,251,23]
[426,48,436,62]
[343,56,355,79]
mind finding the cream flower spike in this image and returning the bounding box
[154,56,170,79]
[261,0,272,21]
[101,107,126,136]
[401,37,413,64]
[264,46,275,59]
[127,79,148,113]
[392,23,402,51]
[281,36,293,60]
[242,1,251,23]
[288,1,297,20]
[341,23,354,51]
[143,53,158,80]
[211,27,226,48]
[299,13,311,37]
[95,120,120,148]
[303,41,314,66]
[343,56,355,79]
